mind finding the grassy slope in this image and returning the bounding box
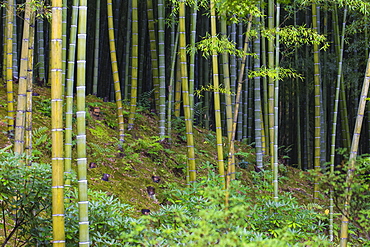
[0,84,318,214]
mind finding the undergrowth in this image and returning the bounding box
[1,151,334,246]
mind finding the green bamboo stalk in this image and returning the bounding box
[333,6,351,153]
[2,14,7,80]
[226,15,253,190]
[179,0,196,184]
[189,1,197,120]
[25,10,35,161]
[76,1,89,245]
[61,0,67,96]
[339,83,351,150]
[221,14,234,179]
[51,0,65,245]
[147,0,160,110]
[237,22,243,141]
[253,14,263,169]
[14,0,32,154]
[247,79,253,141]
[6,0,15,135]
[312,3,322,202]
[37,16,45,81]
[204,59,210,129]
[221,13,234,145]
[314,1,326,170]
[243,75,249,140]
[174,56,182,118]
[273,1,280,202]
[107,0,125,143]
[293,5,301,170]
[137,5,147,98]
[330,5,347,242]
[123,0,131,99]
[230,23,237,107]
[128,0,139,131]
[321,5,328,169]
[167,31,179,145]
[339,51,370,247]
[267,0,275,171]
[64,0,79,189]
[158,0,166,138]
[210,0,225,186]
[260,4,268,156]
[92,0,100,95]
[12,4,18,78]
[303,9,311,170]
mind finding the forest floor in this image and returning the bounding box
[0,83,321,215]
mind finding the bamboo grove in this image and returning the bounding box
[0,0,369,246]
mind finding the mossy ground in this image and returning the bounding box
[0,83,321,214]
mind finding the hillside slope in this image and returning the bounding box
[0,84,316,213]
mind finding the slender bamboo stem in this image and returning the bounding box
[226,16,253,190]
[14,0,32,154]
[312,3,322,202]
[210,0,225,186]
[339,51,370,247]
[64,0,79,190]
[107,0,125,143]
[76,1,89,245]
[128,0,139,131]
[273,2,280,202]
[254,14,263,169]
[158,0,166,138]
[179,0,196,184]
[330,4,347,242]
[92,0,100,95]
[25,11,35,161]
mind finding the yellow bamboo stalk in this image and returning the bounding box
[51,0,65,245]
[179,0,196,183]
[6,0,15,135]
[107,0,125,143]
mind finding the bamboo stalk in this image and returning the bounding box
[339,51,370,247]
[64,0,79,190]
[6,0,15,135]
[179,0,196,184]
[107,0,125,143]
[25,10,35,161]
[76,1,89,245]
[14,0,32,154]
[51,0,65,245]
[210,0,225,186]
[128,0,139,131]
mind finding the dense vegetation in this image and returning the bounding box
[1,87,369,246]
[0,0,369,246]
